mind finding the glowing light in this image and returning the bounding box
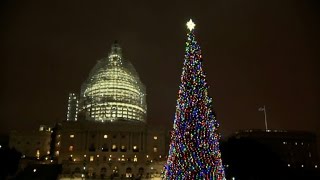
[186,19,195,31]
[81,43,147,123]
[165,21,225,179]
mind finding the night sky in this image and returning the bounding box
[1,0,319,147]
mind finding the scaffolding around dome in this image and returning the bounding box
[79,42,147,123]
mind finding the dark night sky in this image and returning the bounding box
[1,0,319,147]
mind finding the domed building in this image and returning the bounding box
[56,42,168,179]
[80,42,147,123]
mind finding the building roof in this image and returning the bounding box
[80,42,147,123]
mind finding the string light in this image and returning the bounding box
[164,20,226,179]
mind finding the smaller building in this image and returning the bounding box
[66,93,79,122]
[9,126,52,160]
[222,129,320,179]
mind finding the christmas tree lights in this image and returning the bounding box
[164,19,226,179]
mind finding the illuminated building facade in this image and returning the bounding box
[55,42,167,179]
[66,93,78,121]
[57,121,167,179]
[79,42,147,123]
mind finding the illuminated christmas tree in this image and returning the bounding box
[164,19,226,179]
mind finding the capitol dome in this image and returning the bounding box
[79,42,147,123]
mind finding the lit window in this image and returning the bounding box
[301,165,304,168]
[288,164,291,167]
[112,144,117,150]
[146,155,149,158]
[55,151,59,156]
[283,142,287,145]
[84,154,86,157]
[104,135,108,139]
[153,147,158,152]
[315,165,318,168]
[69,145,74,151]
[70,134,74,138]
[133,155,137,162]
[154,136,158,140]
[90,156,94,162]
[97,154,99,158]
[133,146,137,150]
[36,149,40,159]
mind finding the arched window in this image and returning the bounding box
[88,167,94,177]
[126,167,132,178]
[100,167,107,179]
[138,167,144,175]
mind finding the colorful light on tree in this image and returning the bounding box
[164,19,226,179]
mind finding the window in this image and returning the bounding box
[69,145,74,151]
[70,134,74,138]
[36,149,40,159]
[104,135,108,139]
[153,136,158,140]
[89,144,96,152]
[153,147,158,153]
[133,155,138,162]
[112,144,117,152]
[133,145,139,152]
[120,145,127,152]
[102,144,108,152]
[90,156,94,162]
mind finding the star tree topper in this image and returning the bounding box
[186,19,196,31]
